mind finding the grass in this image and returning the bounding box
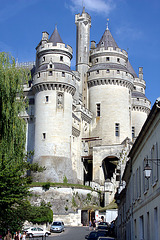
[29,182,92,190]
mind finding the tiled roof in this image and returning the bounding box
[88,63,129,72]
[127,61,138,78]
[132,91,148,99]
[37,63,72,72]
[48,26,63,45]
[97,28,118,50]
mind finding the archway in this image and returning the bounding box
[102,156,119,180]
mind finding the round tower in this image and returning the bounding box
[131,67,151,140]
[75,7,91,106]
[32,27,76,183]
[88,27,133,145]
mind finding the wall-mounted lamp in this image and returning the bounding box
[143,158,160,178]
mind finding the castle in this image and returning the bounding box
[23,8,151,205]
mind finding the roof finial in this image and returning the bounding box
[82,0,85,13]
[106,18,109,30]
[55,23,57,30]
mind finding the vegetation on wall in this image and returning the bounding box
[0,53,45,235]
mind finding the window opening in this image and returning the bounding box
[115,123,120,137]
[96,103,100,117]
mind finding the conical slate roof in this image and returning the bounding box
[97,28,118,50]
[48,26,63,45]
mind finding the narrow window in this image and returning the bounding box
[132,126,135,139]
[115,123,120,137]
[37,72,40,78]
[117,70,120,74]
[60,56,63,61]
[117,58,120,63]
[96,103,100,117]
[106,69,110,73]
[126,72,128,76]
[62,72,65,77]
[42,57,45,62]
[49,71,52,76]
[45,96,49,102]
[106,57,110,61]
[96,70,99,74]
[49,64,52,68]
[95,58,98,63]
[42,133,46,140]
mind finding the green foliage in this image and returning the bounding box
[65,205,68,211]
[0,53,45,234]
[63,175,68,184]
[27,202,53,224]
[42,182,51,191]
[72,196,77,208]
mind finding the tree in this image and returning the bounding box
[0,52,31,234]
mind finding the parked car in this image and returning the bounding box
[97,237,115,240]
[23,227,50,237]
[85,230,108,240]
[50,221,65,233]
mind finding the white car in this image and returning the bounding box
[24,227,50,237]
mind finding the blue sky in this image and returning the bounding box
[0,0,160,105]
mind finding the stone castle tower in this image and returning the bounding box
[24,8,150,205]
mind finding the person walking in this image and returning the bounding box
[21,232,26,240]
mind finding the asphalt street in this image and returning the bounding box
[49,226,89,240]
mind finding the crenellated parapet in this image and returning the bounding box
[32,82,76,96]
[88,78,133,90]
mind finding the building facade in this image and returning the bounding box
[23,8,150,205]
[116,98,160,240]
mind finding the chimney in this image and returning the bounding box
[91,41,96,49]
[139,67,143,80]
[42,31,49,42]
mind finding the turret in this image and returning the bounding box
[131,67,151,140]
[75,7,91,107]
[32,27,77,183]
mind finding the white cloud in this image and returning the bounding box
[68,0,116,14]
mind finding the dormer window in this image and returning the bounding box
[60,56,63,61]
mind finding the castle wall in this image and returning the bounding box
[89,84,132,145]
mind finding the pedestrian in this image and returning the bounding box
[21,232,26,240]
[18,231,21,240]
[14,232,19,240]
[92,219,96,230]
[89,220,92,231]
[5,230,12,240]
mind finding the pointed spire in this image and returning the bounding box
[48,25,63,45]
[97,26,118,50]
[106,18,109,30]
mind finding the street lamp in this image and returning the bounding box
[143,158,160,178]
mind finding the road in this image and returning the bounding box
[49,226,89,240]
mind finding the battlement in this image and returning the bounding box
[132,98,151,110]
[16,61,35,68]
[133,77,146,88]
[75,11,91,24]
[90,47,128,58]
[37,42,73,56]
